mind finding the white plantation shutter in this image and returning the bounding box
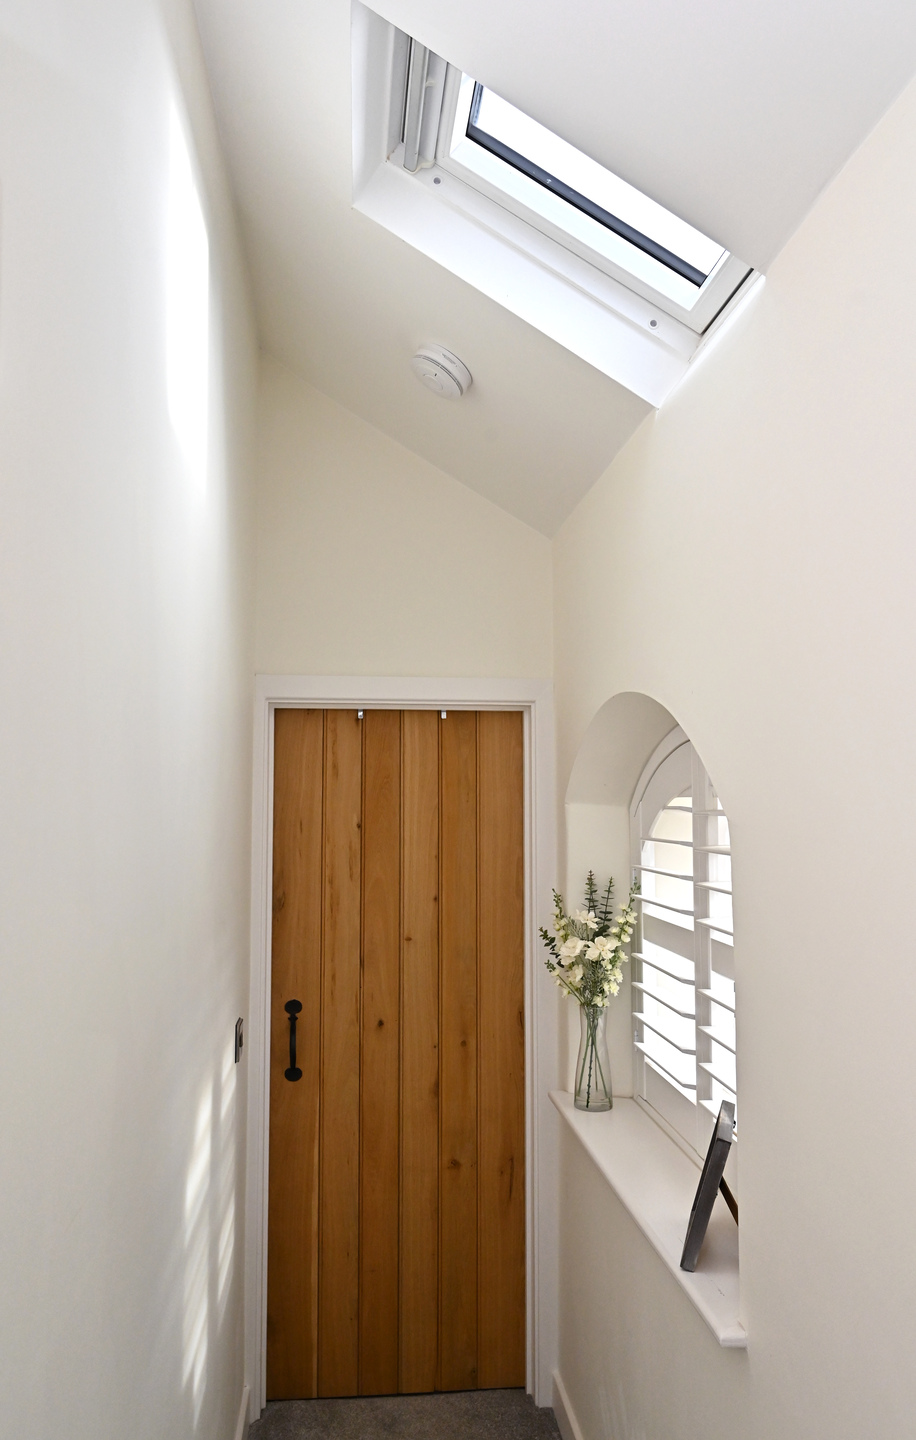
[630,729,737,1157]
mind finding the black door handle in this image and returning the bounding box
[285,999,303,1081]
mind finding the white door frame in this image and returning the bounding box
[244,675,558,1421]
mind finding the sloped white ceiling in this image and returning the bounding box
[193,0,916,533]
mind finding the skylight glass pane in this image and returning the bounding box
[470,85,725,281]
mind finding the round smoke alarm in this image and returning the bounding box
[410,344,472,400]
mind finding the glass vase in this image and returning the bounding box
[575,1004,612,1111]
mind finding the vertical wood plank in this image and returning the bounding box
[319,710,363,1396]
[399,711,440,1394]
[477,711,526,1387]
[267,709,324,1399]
[359,711,401,1395]
[438,711,479,1391]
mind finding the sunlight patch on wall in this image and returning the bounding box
[181,1048,239,1427]
[217,1046,237,1320]
[167,101,210,490]
[183,1083,213,1425]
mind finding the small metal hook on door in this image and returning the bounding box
[285,999,303,1081]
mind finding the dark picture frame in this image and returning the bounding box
[679,1100,737,1272]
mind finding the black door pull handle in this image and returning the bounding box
[285,999,303,1081]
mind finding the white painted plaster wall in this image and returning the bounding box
[551,72,916,1440]
[254,356,553,679]
[0,3,257,1437]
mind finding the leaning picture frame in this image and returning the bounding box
[680,1099,737,1272]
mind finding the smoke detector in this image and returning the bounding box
[410,344,472,400]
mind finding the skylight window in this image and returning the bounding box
[352,6,760,405]
[451,78,727,309]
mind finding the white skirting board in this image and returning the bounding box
[233,1384,251,1440]
[552,1371,587,1440]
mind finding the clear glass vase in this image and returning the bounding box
[575,1004,612,1111]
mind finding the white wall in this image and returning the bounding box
[255,355,553,679]
[0,3,257,1437]
[552,71,916,1440]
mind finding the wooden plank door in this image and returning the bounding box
[267,708,525,1400]
[399,709,440,1393]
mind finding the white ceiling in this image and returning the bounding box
[193,0,916,534]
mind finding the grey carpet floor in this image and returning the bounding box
[249,1389,562,1440]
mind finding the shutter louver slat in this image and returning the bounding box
[635,1044,697,1091]
[634,1011,696,1054]
[640,916,695,963]
[631,981,695,1018]
[697,1023,735,1054]
[698,986,735,1013]
[637,895,695,917]
[698,1059,737,1091]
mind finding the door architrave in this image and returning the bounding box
[244,675,557,1421]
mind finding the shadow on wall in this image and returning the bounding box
[561,692,678,1096]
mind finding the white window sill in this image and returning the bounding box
[550,1091,746,1348]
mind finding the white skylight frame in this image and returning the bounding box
[350,2,761,405]
[435,68,752,332]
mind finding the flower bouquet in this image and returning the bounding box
[540,871,638,1111]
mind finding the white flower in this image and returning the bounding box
[542,878,640,1020]
[560,937,585,959]
[572,908,599,931]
